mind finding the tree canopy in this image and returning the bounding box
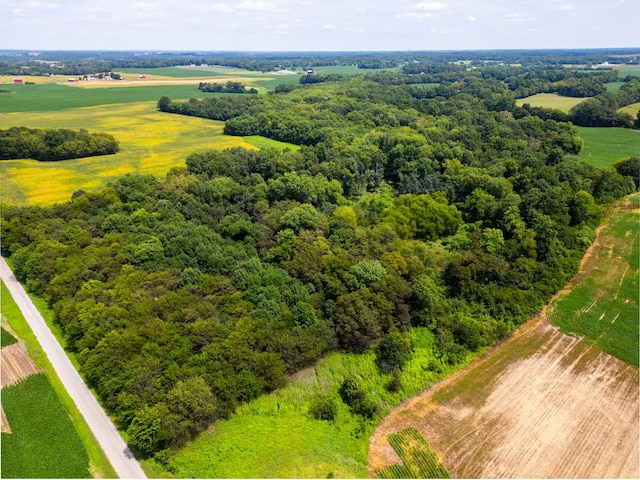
[2,64,638,457]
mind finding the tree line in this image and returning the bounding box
[198,81,258,94]
[0,127,119,161]
[2,71,638,460]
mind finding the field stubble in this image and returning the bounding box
[368,315,639,478]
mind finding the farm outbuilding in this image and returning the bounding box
[13,78,23,84]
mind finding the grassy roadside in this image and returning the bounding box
[1,280,117,478]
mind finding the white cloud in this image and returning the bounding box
[396,12,433,20]
[415,2,447,11]
[209,2,233,12]
[238,1,271,10]
[557,4,574,10]
[502,12,538,24]
[467,16,476,21]
[132,2,159,10]
[323,24,337,30]
[25,1,59,8]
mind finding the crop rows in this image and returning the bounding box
[375,428,449,479]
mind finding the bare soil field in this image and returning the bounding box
[368,312,639,478]
[1,343,40,388]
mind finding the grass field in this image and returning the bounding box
[619,101,640,118]
[0,82,236,113]
[1,281,117,478]
[515,93,586,112]
[145,328,472,479]
[243,135,301,151]
[577,127,640,167]
[548,194,639,365]
[0,101,257,205]
[1,374,91,478]
[604,81,624,92]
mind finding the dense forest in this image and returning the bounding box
[0,127,119,161]
[2,60,639,459]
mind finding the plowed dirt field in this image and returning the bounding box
[368,314,639,478]
[1,343,39,388]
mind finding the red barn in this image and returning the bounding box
[13,78,23,84]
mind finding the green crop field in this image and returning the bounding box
[116,65,268,79]
[1,281,117,478]
[0,83,228,113]
[1,374,91,478]
[515,93,586,113]
[145,328,471,479]
[375,428,450,479]
[1,327,17,347]
[577,127,640,167]
[615,65,640,78]
[0,102,257,205]
[548,194,640,366]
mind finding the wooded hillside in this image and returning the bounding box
[2,71,637,458]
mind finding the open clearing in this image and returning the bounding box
[577,126,640,167]
[515,93,586,112]
[368,314,639,478]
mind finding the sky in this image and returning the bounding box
[2,0,639,52]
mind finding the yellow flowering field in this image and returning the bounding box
[0,102,256,206]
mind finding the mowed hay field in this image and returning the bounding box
[515,93,586,112]
[0,102,257,205]
[577,127,640,167]
[368,197,639,478]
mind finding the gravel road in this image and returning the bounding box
[1,257,147,479]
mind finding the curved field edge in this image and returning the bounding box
[143,329,480,479]
[367,195,640,478]
[1,281,117,478]
[548,193,639,365]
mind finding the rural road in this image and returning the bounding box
[1,257,147,479]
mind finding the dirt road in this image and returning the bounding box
[0,257,146,479]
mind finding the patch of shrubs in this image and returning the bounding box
[339,375,379,419]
